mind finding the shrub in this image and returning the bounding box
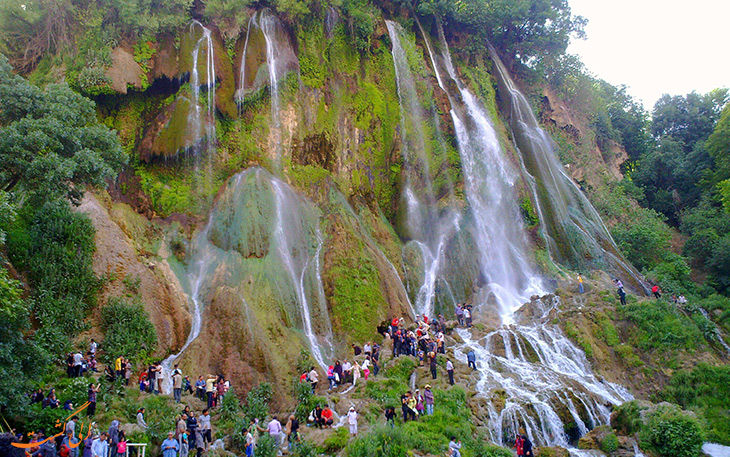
[611,400,646,436]
[322,427,349,453]
[640,404,704,457]
[345,425,411,457]
[100,297,157,364]
[242,383,273,423]
[600,433,619,453]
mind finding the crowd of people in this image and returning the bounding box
[13,307,480,457]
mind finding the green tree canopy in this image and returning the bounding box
[0,54,126,206]
[418,0,586,67]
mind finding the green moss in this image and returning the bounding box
[135,164,195,216]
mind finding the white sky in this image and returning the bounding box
[567,0,730,111]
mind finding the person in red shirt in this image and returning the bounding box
[320,407,334,428]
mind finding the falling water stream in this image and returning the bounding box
[487,47,647,293]
[409,17,634,447]
[386,20,461,318]
[162,169,333,391]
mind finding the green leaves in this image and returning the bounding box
[100,297,157,364]
[0,54,127,206]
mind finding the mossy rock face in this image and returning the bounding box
[139,95,200,160]
[536,447,570,457]
[234,10,299,102]
[208,171,275,259]
[151,33,180,80]
[179,22,238,119]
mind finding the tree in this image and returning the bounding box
[651,89,729,150]
[417,0,586,67]
[0,267,48,416]
[0,54,127,206]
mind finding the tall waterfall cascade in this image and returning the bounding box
[162,168,334,387]
[386,20,462,319]
[406,17,634,446]
[487,47,646,293]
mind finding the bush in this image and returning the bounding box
[242,383,272,423]
[660,364,730,444]
[611,400,646,436]
[346,425,411,457]
[322,427,349,453]
[600,433,619,453]
[100,297,157,364]
[640,404,704,457]
[24,201,100,355]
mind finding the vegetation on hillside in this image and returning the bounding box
[0,0,728,454]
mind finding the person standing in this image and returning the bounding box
[61,431,80,457]
[108,420,120,457]
[162,432,179,457]
[115,356,124,380]
[73,351,84,378]
[384,407,396,427]
[514,435,524,457]
[195,376,205,400]
[266,416,283,449]
[347,407,358,436]
[87,384,100,417]
[155,362,164,394]
[652,285,661,299]
[351,361,361,386]
[90,433,108,457]
[617,286,627,306]
[173,370,183,403]
[243,426,254,457]
[186,412,198,446]
[205,375,216,408]
[424,385,434,415]
[199,409,212,450]
[429,352,438,379]
[578,274,584,294]
[522,435,534,457]
[285,415,299,452]
[446,359,455,385]
[455,304,464,327]
[467,350,477,371]
[176,414,187,446]
[308,367,319,393]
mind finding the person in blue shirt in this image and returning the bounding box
[162,431,180,457]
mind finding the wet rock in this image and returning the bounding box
[105,48,143,94]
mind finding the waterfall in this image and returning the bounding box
[235,15,254,104]
[454,297,632,447]
[189,20,217,193]
[189,21,217,153]
[487,47,647,293]
[386,20,461,318]
[161,217,219,393]
[426,20,543,318]
[236,10,296,162]
[271,178,333,369]
[162,169,333,390]
[412,17,633,447]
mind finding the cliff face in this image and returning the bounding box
[51,9,627,403]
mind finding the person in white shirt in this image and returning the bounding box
[89,339,97,355]
[267,416,283,448]
[91,433,109,457]
[446,359,455,386]
[347,407,358,435]
[308,367,319,393]
[198,409,212,449]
